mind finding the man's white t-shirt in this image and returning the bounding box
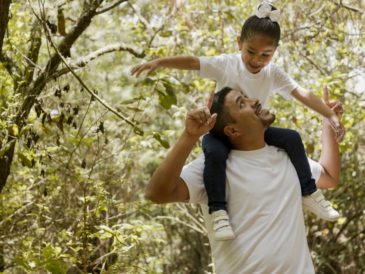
[181,145,322,274]
[199,53,298,107]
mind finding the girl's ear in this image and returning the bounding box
[224,125,240,138]
[237,36,243,50]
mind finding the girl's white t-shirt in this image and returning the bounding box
[199,54,298,107]
[181,145,321,274]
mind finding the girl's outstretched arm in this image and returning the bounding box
[131,56,200,77]
[291,86,345,141]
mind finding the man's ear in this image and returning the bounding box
[224,124,240,138]
[237,36,242,50]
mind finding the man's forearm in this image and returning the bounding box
[319,121,340,183]
[146,131,198,202]
[157,56,200,70]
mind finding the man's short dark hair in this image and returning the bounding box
[209,87,235,143]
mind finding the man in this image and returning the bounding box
[146,87,341,273]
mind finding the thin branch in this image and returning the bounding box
[0,53,20,77]
[127,2,150,30]
[155,215,205,235]
[15,0,105,127]
[96,0,128,15]
[51,43,145,79]
[299,51,329,76]
[335,0,364,13]
[44,24,144,135]
[25,19,42,84]
[0,0,11,54]
[0,202,35,226]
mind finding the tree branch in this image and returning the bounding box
[15,0,105,127]
[51,43,145,79]
[25,19,42,84]
[299,51,329,76]
[336,0,364,13]
[0,52,19,77]
[96,0,128,15]
[0,0,11,54]
[0,0,18,78]
[45,31,144,135]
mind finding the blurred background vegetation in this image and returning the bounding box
[0,0,364,273]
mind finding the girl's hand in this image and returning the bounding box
[131,59,160,77]
[323,86,345,142]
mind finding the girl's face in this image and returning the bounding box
[238,34,277,74]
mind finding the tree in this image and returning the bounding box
[0,0,364,273]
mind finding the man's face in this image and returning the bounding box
[238,34,277,74]
[224,90,275,135]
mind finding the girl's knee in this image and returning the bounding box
[204,145,230,159]
[286,129,303,144]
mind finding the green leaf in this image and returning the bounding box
[153,132,170,148]
[156,81,177,109]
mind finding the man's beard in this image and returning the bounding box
[261,113,276,128]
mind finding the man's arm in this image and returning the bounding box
[146,106,216,203]
[291,86,345,141]
[315,89,342,189]
[131,56,200,77]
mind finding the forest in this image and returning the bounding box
[0,0,364,273]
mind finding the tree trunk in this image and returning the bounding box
[0,0,104,193]
[0,142,15,192]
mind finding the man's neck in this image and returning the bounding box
[231,132,266,151]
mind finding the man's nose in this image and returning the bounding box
[248,98,259,107]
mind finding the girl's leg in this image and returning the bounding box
[264,127,317,196]
[202,133,231,213]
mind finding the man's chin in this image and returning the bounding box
[260,112,275,128]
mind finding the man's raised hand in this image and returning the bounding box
[323,86,345,142]
[185,106,217,138]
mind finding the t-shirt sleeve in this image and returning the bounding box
[271,65,299,100]
[199,55,228,83]
[308,158,324,183]
[180,154,208,204]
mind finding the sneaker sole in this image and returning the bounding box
[303,205,339,222]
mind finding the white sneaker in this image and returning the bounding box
[212,210,235,241]
[302,189,340,222]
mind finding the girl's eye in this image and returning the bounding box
[262,54,270,57]
[240,102,245,108]
[247,50,254,55]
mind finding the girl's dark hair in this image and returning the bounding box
[209,87,235,143]
[240,4,281,45]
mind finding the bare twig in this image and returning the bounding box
[43,24,144,135]
[299,51,329,76]
[52,43,145,79]
[0,202,35,226]
[155,215,205,235]
[0,0,11,53]
[25,19,42,84]
[127,2,150,30]
[96,0,128,15]
[336,0,364,13]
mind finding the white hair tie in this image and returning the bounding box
[255,2,281,22]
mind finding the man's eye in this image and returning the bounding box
[240,102,245,108]
[262,54,270,57]
[247,50,254,55]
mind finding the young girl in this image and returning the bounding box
[132,2,344,241]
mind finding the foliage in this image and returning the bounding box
[0,0,364,273]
